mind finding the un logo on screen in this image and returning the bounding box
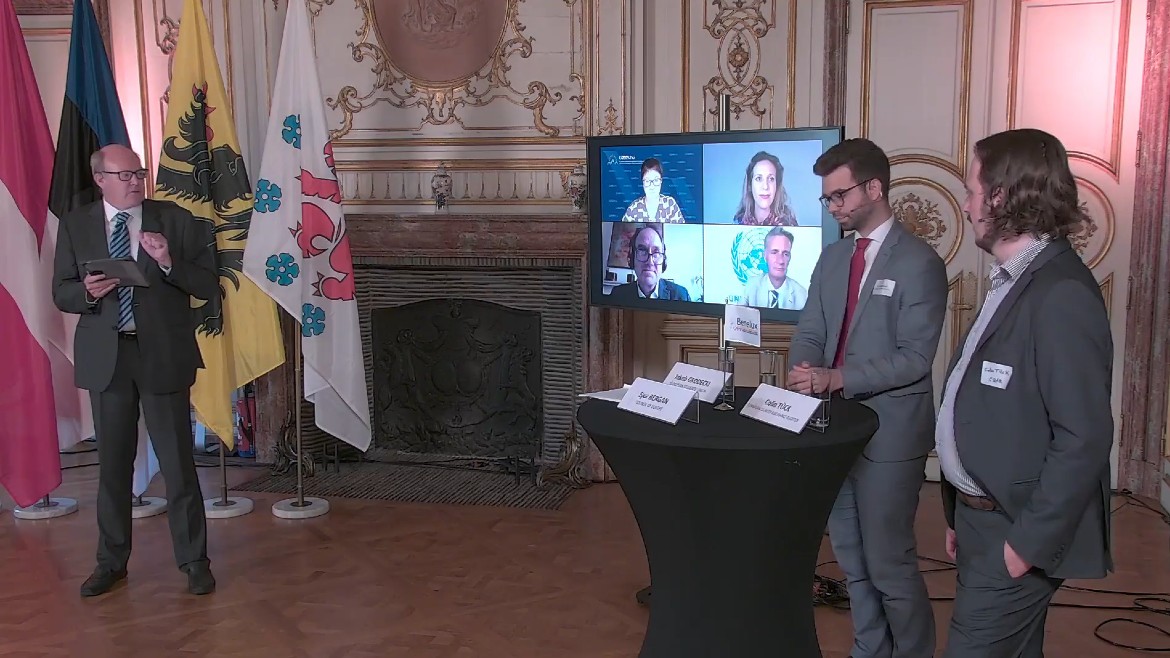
[731,230,767,284]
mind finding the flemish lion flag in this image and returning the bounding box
[154,0,284,448]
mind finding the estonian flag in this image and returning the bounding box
[47,0,129,218]
[47,0,162,498]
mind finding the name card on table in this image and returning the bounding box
[724,303,762,347]
[663,362,731,404]
[740,384,821,433]
[618,377,698,425]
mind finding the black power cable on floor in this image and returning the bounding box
[813,490,1170,652]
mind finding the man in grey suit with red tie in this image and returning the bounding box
[937,129,1113,656]
[788,138,948,658]
[53,144,219,597]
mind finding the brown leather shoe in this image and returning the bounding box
[80,567,127,597]
[185,563,216,595]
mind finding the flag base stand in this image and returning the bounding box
[271,332,329,520]
[204,438,253,518]
[14,495,78,520]
[272,496,329,519]
[206,496,254,518]
[131,495,168,519]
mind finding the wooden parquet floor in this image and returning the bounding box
[2,452,1169,657]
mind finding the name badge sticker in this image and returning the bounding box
[873,279,896,297]
[617,377,697,424]
[980,361,1013,389]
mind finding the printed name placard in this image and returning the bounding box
[617,377,698,424]
[663,362,731,404]
[724,303,762,347]
[740,384,821,433]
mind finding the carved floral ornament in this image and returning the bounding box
[316,0,584,139]
[891,185,1106,267]
[891,192,947,249]
[702,0,776,128]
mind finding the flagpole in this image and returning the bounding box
[273,324,329,519]
[203,428,253,518]
[131,492,168,519]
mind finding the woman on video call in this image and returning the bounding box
[732,150,798,226]
[621,158,685,223]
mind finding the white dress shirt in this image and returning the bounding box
[103,201,142,259]
[855,215,895,297]
[935,235,1052,496]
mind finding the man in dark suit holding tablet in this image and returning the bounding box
[52,144,219,597]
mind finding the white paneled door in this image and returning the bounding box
[844,0,1147,486]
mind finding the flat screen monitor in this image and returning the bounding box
[587,126,845,324]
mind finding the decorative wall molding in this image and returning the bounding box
[822,0,848,125]
[946,271,977,357]
[312,0,586,144]
[684,0,798,131]
[1007,0,1132,181]
[860,0,973,179]
[334,165,583,208]
[14,0,112,61]
[890,176,963,264]
[1120,0,1170,497]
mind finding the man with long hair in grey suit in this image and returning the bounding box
[788,138,948,658]
[937,129,1113,656]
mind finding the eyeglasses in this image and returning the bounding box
[642,177,662,186]
[101,169,148,182]
[634,246,665,263]
[819,179,873,208]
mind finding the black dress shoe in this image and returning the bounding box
[185,563,216,595]
[80,568,127,597]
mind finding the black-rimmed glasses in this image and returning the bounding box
[819,179,873,208]
[634,246,665,263]
[101,169,148,182]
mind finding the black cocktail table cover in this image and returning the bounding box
[578,387,878,658]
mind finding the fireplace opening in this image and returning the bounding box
[370,298,543,471]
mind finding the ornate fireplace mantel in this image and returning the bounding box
[253,213,624,484]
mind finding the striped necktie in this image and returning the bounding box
[109,212,134,330]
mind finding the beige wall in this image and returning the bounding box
[18,2,1151,485]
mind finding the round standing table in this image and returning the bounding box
[578,387,878,658]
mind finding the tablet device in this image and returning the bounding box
[83,257,150,287]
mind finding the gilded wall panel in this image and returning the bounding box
[310,0,587,146]
[681,0,798,131]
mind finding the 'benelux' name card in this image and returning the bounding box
[740,384,821,433]
[663,362,731,404]
[618,377,698,425]
[724,303,762,347]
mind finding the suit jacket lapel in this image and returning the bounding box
[82,201,111,261]
[971,240,1068,355]
[825,242,853,353]
[847,221,900,336]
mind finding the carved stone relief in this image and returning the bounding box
[891,192,946,250]
[370,298,542,460]
[890,177,963,264]
[317,0,585,140]
[1071,178,1114,268]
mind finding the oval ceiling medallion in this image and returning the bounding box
[372,0,511,85]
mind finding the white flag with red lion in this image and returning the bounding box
[242,0,370,451]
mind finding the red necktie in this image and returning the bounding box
[832,237,873,368]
